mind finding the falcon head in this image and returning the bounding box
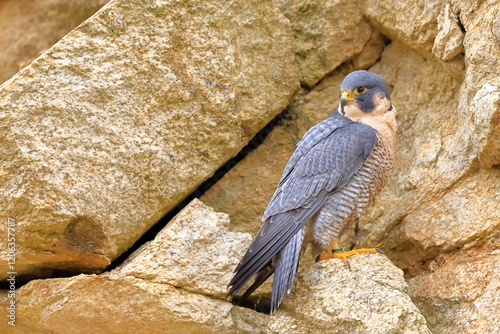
[339,70,392,116]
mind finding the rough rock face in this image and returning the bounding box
[269,254,430,334]
[0,0,299,280]
[275,0,382,87]
[113,199,253,298]
[432,4,465,61]
[0,0,110,84]
[201,113,300,236]
[409,239,500,334]
[0,200,269,334]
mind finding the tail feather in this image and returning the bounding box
[270,227,305,313]
[240,262,275,302]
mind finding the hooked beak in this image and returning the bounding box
[340,91,355,108]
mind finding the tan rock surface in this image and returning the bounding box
[276,0,377,87]
[362,0,440,58]
[113,199,252,298]
[363,1,465,81]
[456,0,500,167]
[409,241,500,334]
[0,0,299,280]
[0,200,268,333]
[432,4,464,61]
[473,82,500,168]
[268,254,430,334]
[0,0,110,84]
[398,169,500,255]
[0,275,268,334]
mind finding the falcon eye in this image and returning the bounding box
[354,87,367,94]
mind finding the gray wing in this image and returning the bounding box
[227,111,377,298]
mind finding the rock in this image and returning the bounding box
[457,0,500,167]
[409,240,500,334]
[113,199,253,298]
[457,0,500,94]
[0,275,268,334]
[398,168,500,256]
[0,0,110,84]
[0,0,299,280]
[345,30,389,74]
[432,4,464,61]
[472,81,500,168]
[276,0,376,87]
[362,0,440,58]
[362,0,465,81]
[0,200,269,333]
[268,254,431,334]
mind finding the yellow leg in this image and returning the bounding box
[316,239,383,267]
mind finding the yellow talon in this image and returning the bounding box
[316,239,383,268]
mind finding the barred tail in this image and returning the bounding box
[270,228,305,313]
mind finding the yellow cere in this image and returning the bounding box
[342,91,354,100]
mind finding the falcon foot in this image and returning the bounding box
[315,248,383,269]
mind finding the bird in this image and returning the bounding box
[227,70,398,313]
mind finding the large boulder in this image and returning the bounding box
[0,0,299,280]
[113,199,253,299]
[409,239,500,334]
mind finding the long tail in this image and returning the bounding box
[270,227,305,313]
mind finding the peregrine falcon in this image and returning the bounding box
[227,70,397,313]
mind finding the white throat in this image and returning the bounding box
[341,95,398,139]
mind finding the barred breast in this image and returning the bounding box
[312,133,396,249]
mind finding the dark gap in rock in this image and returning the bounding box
[231,296,271,315]
[0,269,100,289]
[456,13,466,34]
[105,108,291,272]
[299,82,313,92]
